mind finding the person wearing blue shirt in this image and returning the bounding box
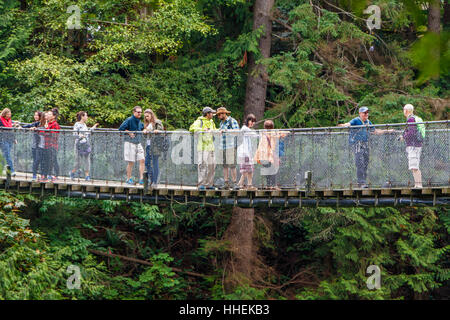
[339,106,392,188]
[217,107,240,189]
[119,106,145,185]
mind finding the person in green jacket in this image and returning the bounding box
[189,107,217,190]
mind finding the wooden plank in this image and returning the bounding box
[100,187,110,193]
[19,181,30,187]
[442,188,450,195]
[236,190,247,197]
[343,190,354,196]
[190,190,200,196]
[401,189,412,195]
[288,190,299,197]
[44,183,55,189]
[158,189,169,196]
[58,184,68,190]
[323,190,336,197]
[362,190,374,196]
[421,188,433,195]
[381,189,393,195]
[128,188,138,194]
[205,191,216,197]
[174,190,185,196]
[255,191,267,197]
[221,190,232,197]
[72,185,82,191]
[86,186,96,192]
[271,191,282,197]
[31,182,41,188]
[114,187,124,193]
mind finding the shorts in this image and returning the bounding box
[222,148,236,168]
[124,141,145,162]
[239,156,254,174]
[406,146,422,170]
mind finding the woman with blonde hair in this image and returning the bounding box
[143,109,164,186]
[254,120,287,190]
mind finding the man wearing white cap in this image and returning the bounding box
[339,106,392,188]
[400,104,424,188]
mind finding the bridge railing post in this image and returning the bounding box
[6,165,11,190]
[144,170,148,192]
[305,170,312,194]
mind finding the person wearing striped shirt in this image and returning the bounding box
[217,107,240,190]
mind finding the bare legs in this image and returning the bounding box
[412,169,422,188]
[126,159,145,181]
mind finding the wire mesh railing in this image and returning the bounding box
[0,120,448,189]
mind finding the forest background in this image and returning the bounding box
[0,0,448,299]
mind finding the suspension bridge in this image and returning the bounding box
[1,120,449,207]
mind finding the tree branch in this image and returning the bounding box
[88,249,208,278]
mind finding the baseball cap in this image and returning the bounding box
[359,106,369,113]
[202,107,216,115]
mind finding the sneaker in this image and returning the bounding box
[359,184,368,189]
[70,171,75,180]
[85,176,91,181]
[32,175,37,181]
[11,172,16,177]
[232,183,240,190]
[206,186,216,190]
[198,185,206,190]
[126,178,134,185]
[50,176,57,182]
[41,175,46,181]
[138,179,144,185]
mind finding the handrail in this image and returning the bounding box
[8,119,450,134]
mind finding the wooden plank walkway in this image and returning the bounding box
[2,172,449,201]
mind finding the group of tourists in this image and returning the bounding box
[0,103,426,189]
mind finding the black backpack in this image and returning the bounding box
[152,134,170,152]
[76,137,91,155]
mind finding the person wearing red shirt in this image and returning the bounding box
[42,108,60,182]
[0,108,18,176]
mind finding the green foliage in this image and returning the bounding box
[294,207,448,299]
[0,0,448,301]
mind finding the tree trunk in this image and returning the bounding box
[224,207,255,280]
[428,0,441,34]
[222,0,274,290]
[244,0,275,123]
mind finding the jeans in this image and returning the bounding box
[353,142,369,184]
[32,147,44,177]
[145,146,160,184]
[0,141,14,173]
[43,148,59,177]
[74,152,91,175]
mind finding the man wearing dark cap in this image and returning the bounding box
[339,106,391,188]
[189,107,217,190]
